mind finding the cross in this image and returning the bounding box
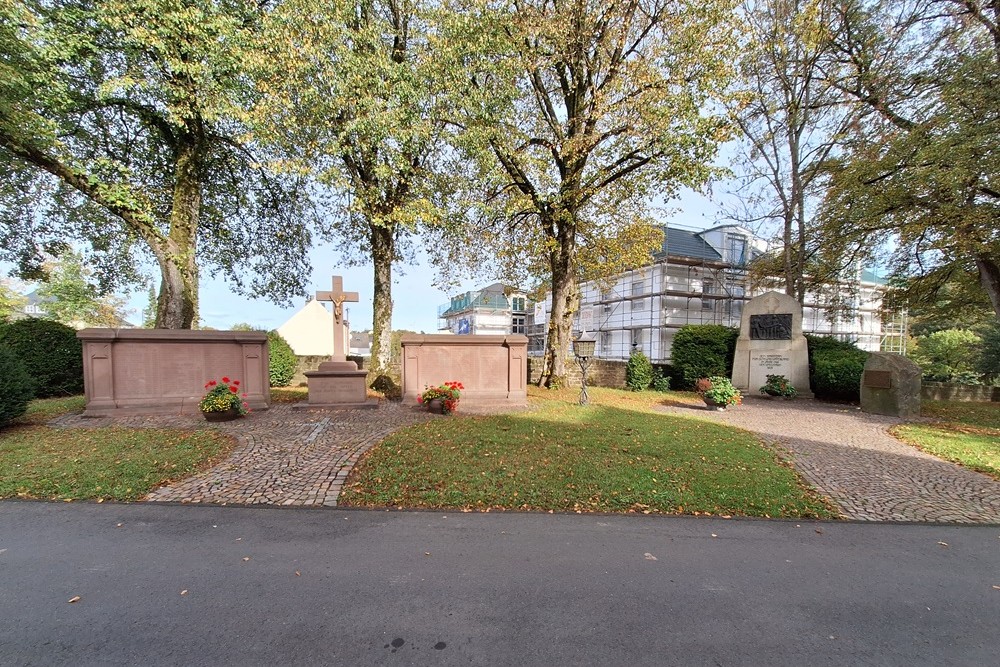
[315,275,359,361]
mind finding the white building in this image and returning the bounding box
[276,299,350,356]
[437,283,530,335]
[529,224,889,361]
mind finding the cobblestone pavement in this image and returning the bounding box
[661,397,1000,523]
[51,402,434,507]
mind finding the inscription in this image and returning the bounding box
[755,353,790,371]
[750,313,793,340]
[863,370,892,389]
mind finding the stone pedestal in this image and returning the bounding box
[860,352,921,417]
[732,292,813,398]
[294,359,376,410]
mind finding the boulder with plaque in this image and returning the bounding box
[860,352,921,417]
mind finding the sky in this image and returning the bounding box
[4,186,732,333]
[144,187,731,334]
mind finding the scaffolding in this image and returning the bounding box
[527,257,887,362]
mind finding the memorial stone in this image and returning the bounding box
[732,291,812,398]
[860,352,921,417]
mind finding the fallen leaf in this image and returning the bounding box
[937,541,949,548]
[424,552,431,556]
[242,557,250,562]
[180,590,188,596]
[295,571,301,577]
[116,523,123,528]
[644,553,657,561]
[67,596,81,603]
[992,585,1000,590]
[815,529,824,534]
[711,534,718,538]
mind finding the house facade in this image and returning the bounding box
[527,224,890,362]
[437,282,530,335]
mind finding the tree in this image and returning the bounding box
[35,251,130,327]
[0,0,315,329]
[253,0,459,374]
[817,0,1000,323]
[0,278,27,321]
[910,328,982,382]
[730,0,854,303]
[447,0,737,386]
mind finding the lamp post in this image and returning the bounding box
[573,330,597,406]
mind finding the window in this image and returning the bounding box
[601,331,612,353]
[633,298,648,312]
[512,316,526,334]
[511,297,526,312]
[631,329,645,353]
[729,236,748,266]
[702,279,715,310]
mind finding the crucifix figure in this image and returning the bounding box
[315,275,359,361]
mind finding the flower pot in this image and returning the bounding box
[427,398,445,414]
[203,407,242,422]
[703,397,727,411]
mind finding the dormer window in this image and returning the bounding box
[729,236,748,266]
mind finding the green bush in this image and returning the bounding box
[805,335,868,401]
[0,346,34,427]
[651,367,671,392]
[977,322,1000,382]
[0,318,83,397]
[670,325,738,389]
[911,328,982,382]
[267,330,296,387]
[625,350,654,391]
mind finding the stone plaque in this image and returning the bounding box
[749,314,793,340]
[863,370,892,389]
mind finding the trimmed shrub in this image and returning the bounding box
[370,374,401,400]
[0,318,83,397]
[0,346,34,427]
[625,350,654,391]
[670,325,739,389]
[805,334,868,401]
[267,330,296,387]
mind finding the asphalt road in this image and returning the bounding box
[1,502,998,666]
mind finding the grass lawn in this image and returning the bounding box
[892,401,1000,479]
[341,386,834,518]
[1,396,237,502]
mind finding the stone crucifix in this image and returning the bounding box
[315,275,359,361]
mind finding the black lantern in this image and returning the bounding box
[573,330,597,406]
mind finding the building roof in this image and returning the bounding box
[655,227,723,262]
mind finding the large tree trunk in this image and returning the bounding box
[155,139,202,329]
[540,216,578,388]
[370,223,395,375]
[976,254,1000,322]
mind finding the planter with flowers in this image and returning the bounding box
[696,376,742,410]
[417,381,464,414]
[759,374,797,399]
[199,376,250,421]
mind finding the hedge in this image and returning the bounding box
[805,334,868,401]
[670,325,739,389]
[0,345,33,427]
[267,330,297,387]
[0,318,83,397]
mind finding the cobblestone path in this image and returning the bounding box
[52,403,433,506]
[662,397,1000,523]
